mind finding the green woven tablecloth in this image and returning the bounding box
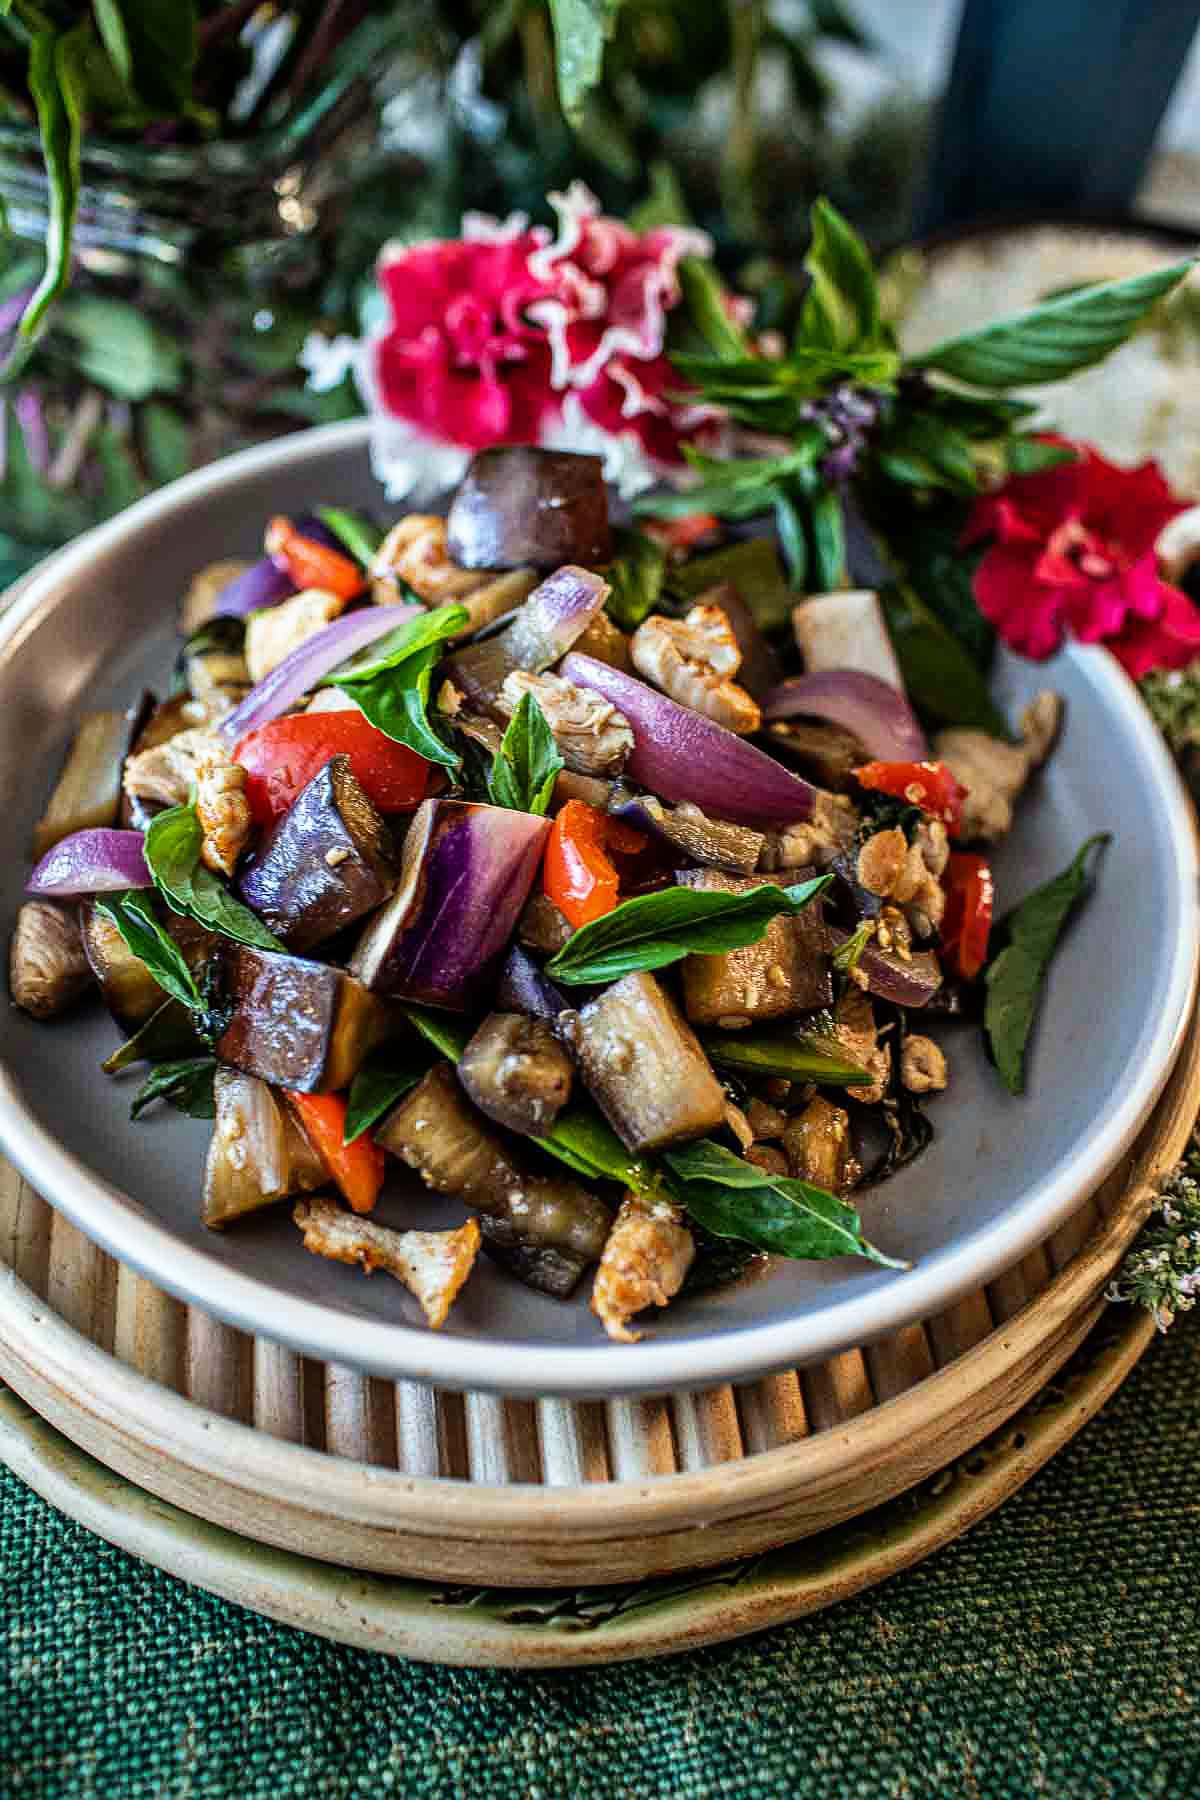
[2,1323,1198,1799]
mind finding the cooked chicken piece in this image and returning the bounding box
[498,669,634,776]
[782,1096,859,1192]
[370,515,537,630]
[180,558,250,634]
[591,1191,695,1344]
[934,691,1062,842]
[244,588,343,685]
[758,791,856,871]
[195,745,252,877]
[123,726,216,810]
[832,986,891,1106]
[856,826,946,938]
[631,605,761,734]
[9,901,91,1018]
[901,1034,948,1094]
[293,1198,480,1329]
[572,610,631,670]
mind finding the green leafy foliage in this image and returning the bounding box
[880,586,1013,740]
[344,1041,434,1143]
[93,891,201,1014]
[984,835,1110,1094]
[668,536,794,632]
[330,603,469,770]
[698,1025,869,1085]
[487,691,564,817]
[910,260,1195,389]
[534,1101,656,1191]
[605,528,667,632]
[56,294,185,400]
[317,506,382,566]
[547,0,620,123]
[130,1055,216,1121]
[143,804,282,951]
[801,195,883,353]
[398,1003,473,1063]
[24,26,89,338]
[664,1139,905,1268]
[545,875,831,984]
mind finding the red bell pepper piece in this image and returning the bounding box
[642,513,720,556]
[265,515,365,601]
[543,799,651,929]
[234,711,429,831]
[285,1091,385,1215]
[939,851,995,980]
[854,759,967,836]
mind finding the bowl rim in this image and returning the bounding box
[0,417,1195,1398]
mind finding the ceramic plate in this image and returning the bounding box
[0,420,1194,1396]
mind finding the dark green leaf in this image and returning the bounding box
[665,1139,905,1268]
[698,1026,870,1085]
[92,0,132,87]
[908,259,1194,388]
[773,490,808,588]
[667,537,794,631]
[101,999,203,1073]
[330,603,469,771]
[488,691,563,817]
[344,1041,434,1143]
[317,506,381,567]
[56,294,184,400]
[130,1057,216,1121]
[677,254,749,361]
[880,586,1014,739]
[140,401,190,485]
[877,411,978,493]
[143,804,283,951]
[984,834,1110,1094]
[548,0,619,122]
[23,26,89,338]
[399,1004,473,1063]
[605,527,667,632]
[628,159,692,231]
[800,196,882,353]
[890,507,995,672]
[810,486,846,590]
[94,891,201,1013]
[545,876,831,984]
[1005,436,1079,476]
[534,1101,656,1191]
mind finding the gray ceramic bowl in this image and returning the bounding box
[0,420,1195,1397]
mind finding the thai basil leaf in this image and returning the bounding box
[330,602,468,770]
[677,254,749,361]
[984,834,1110,1094]
[876,411,978,494]
[487,691,563,817]
[665,1139,906,1268]
[809,486,846,591]
[1005,436,1078,476]
[547,0,618,122]
[101,0,197,112]
[606,527,667,631]
[545,876,831,984]
[344,1041,434,1143]
[773,490,808,588]
[534,1102,657,1192]
[57,294,185,400]
[94,891,201,1013]
[144,804,283,951]
[800,196,882,353]
[399,1004,474,1063]
[698,1025,870,1085]
[667,537,794,631]
[908,259,1194,389]
[130,1057,216,1122]
[317,506,381,566]
[628,159,692,231]
[890,507,995,672]
[880,586,1014,740]
[23,26,89,338]
[101,999,204,1073]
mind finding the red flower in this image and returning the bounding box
[964,440,1200,677]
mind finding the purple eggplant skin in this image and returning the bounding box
[215,943,392,1093]
[236,756,397,954]
[350,799,550,1011]
[496,945,568,1022]
[447,448,612,570]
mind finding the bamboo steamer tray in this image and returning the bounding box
[1,1001,1195,1620]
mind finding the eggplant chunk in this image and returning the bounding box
[32,708,133,858]
[80,901,214,1033]
[557,970,726,1153]
[203,1069,325,1228]
[215,944,391,1093]
[781,1096,859,1193]
[476,1217,591,1299]
[294,1198,480,1328]
[447,448,611,570]
[237,757,396,953]
[591,1191,696,1343]
[677,870,832,1029]
[765,719,867,792]
[458,1012,573,1136]
[9,901,91,1018]
[377,1063,611,1273]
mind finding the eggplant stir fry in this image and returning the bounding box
[12,449,1080,1344]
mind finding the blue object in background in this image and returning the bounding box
[917,0,1200,233]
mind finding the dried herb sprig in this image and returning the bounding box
[1108,1132,1200,1331]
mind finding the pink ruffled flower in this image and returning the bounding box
[367,186,743,498]
[964,439,1200,678]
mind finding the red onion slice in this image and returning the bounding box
[760,670,928,762]
[562,653,816,827]
[218,605,422,746]
[214,558,296,618]
[828,924,942,1007]
[27,827,152,897]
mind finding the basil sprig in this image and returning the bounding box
[94,890,201,1013]
[343,1041,435,1144]
[909,261,1195,390]
[605,528,668,632]
[487,691,563,817]
[144,803,282,951]
[130,1057,216,1122]
[984,834,1110,1095]
[665,1140,906,1269]
[545,875,831,985]
[317,506,382,567]
[329,602,468,770]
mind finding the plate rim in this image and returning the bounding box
[0,417,1195,1398]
